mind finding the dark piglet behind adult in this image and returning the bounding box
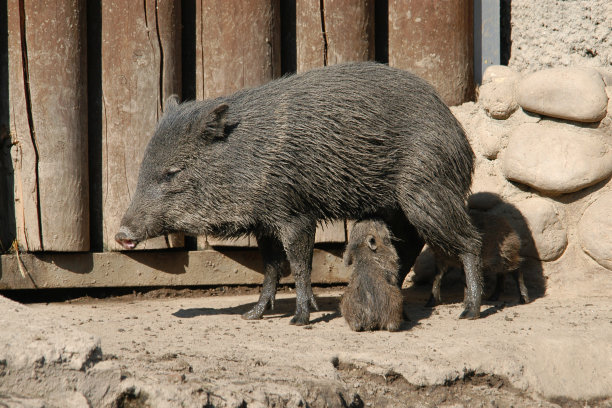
[427,210,528,306]
[341,220,404,332]
[115,61,482,325]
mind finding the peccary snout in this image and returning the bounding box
[115,227,138,250]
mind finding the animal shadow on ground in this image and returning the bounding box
[171,291,434,332]
[172,295,341,320]
[413,192,546,314]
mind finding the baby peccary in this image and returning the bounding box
[428,211,529,306]
[341,220,404,332]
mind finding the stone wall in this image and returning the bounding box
[415,65,612,298]
[508,0,612,72]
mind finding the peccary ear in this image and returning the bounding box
[163,95,180,113]
[201,103,230,140]
[366,235,377,251]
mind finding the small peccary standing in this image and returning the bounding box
[115,62,483,325]
[427,211,529,306]
[341,220,404,332]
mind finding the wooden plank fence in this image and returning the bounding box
[0,0,474,288]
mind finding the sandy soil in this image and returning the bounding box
[2,283,611,408]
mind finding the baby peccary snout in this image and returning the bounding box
[428,210,529,306]
[340,220,404,332]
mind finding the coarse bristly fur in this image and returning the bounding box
[428,210,528,306]
[115,61,483,325]
[341,220,404,332]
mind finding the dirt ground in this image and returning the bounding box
[2,280,612,408]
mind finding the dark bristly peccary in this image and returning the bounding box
[427,210,528,307]
[115,61,482,325]
[341,220,404,332]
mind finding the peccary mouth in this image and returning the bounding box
[115,228,139,250]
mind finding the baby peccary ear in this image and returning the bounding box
[366,235,377,251]
[163,94,180,113]
[202,103,229,140]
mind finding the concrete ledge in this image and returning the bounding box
[0,248,351,290]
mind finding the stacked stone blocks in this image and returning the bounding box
[442,65,611,290]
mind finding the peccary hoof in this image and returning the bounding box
[241,306,265,320]
[459,307,480,320]
[290,313,310,326]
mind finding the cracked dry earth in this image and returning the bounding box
[2,284,612,407]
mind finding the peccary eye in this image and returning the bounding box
[164,167,181,182]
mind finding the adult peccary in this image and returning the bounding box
[427,210,528,306]
[341,220,404,332]
[115,61,482,325]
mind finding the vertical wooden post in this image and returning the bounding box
[195,0,281,100]
[195,0,281,247]
[101,0,182,251]
[296,0,375,72]
[389,0,474,106]
[8,0,89,251]
[296,0,373,242]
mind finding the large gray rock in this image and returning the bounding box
[479,81,519,120]
[502,123,612,195]
[509,197,568,262]
[479,65,520,120]
[516,68,608,122]
[578,191,612,270]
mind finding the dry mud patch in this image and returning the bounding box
[1,285,612,407]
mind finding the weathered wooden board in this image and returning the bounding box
[0,249,351,289]
[8,0,89,251]
[101,0,183,251]
[195,0,281,248]
[296,0,375,72]
[315,221,347,244]
[388,0,474,106]
[195,0,281,100]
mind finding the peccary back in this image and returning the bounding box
[340,220,404,332]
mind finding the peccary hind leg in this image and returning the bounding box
[384,211,424,287]
[460,252,482,319]
[280,219,319,326]
[242,234,286,320]
[398,184,482,319]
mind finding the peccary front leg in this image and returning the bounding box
[460,252,483,319]
[279,219,318,326]
[242,234,286,320]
